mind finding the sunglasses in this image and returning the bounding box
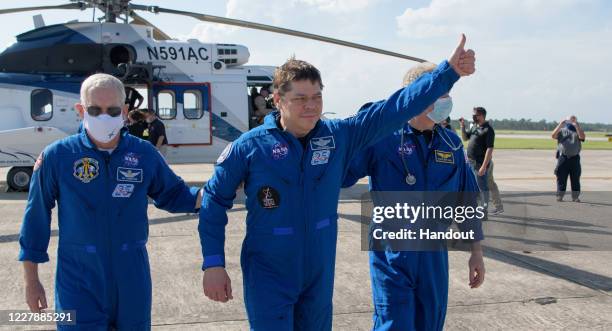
[86,105,123,117]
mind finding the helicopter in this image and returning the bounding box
[0,0,425,191]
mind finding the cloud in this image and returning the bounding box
[396,0,601,39]
[392,0,612,123]
[300,0,381,12]
[178,0,612,123]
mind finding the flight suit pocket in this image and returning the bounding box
[56,245,107,310]
[243,231,300,288]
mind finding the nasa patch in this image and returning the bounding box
[112,184,135,198]
[216,143,232,164]
[310,136,335,150]
[272,143,289,160]
[398,143,416,156]
[73,158,99,183]
[123,152,140,167]
[257,186,280,209]
[311,149,330,165]
[117,167,143,183]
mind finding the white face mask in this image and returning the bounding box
[83,111,124,143]
[427,96,453,123]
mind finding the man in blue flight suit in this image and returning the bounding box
[342,62,485,331]
[19,73,202,330]
[199,35,476,330]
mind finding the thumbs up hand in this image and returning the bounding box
[449,34,475,76]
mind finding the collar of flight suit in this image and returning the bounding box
[401,123,442,138]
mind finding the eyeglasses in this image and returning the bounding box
[284,94,323,106]
[86,105,123,117]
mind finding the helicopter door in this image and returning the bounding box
[152,83,212,145]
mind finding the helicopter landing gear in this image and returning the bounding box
[7,166,33,192]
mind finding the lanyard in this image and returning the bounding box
[399,125,462,186]
[399,128,425,186]
[435,126,462,151]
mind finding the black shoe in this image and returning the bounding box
[572,198,581,203]
[556,197,563,202]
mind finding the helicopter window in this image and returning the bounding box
[156,90,176,120]
[31,89,53,121]
[184,90,203,120]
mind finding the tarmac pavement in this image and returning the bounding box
[0,150,610,330]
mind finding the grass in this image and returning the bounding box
[482,138,612,150]
[494,130,610,138]
[448,129,612,149]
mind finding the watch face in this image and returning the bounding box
[406,175,416,185]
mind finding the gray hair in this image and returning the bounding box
[80,73,126,106]
[402,62,437,87]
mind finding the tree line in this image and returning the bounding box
[450,118,612,132]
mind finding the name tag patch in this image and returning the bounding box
[310,136,335,150]
[117,167,143,183]
[112,184,135,198]
[311,149,330,165]
[434,150,454,164]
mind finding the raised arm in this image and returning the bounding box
[342,34,475,158]
[551,119,566,140]
[574,121,586,141]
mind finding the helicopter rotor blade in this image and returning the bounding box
[0,3,86,15]
[129,4,426,63]
[128,10,172,40]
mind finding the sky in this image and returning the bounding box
[0,0,611,123]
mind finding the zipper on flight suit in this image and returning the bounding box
[282,130,309,288]
[103,153,118,315]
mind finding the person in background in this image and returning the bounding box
[127,109,148,140]
[143,108,168,157]
[552,115,585,202]
[460,107,504,215]
[441,116,453,131]
[254,87,274,124]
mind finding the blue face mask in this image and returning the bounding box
[427,96,453,123]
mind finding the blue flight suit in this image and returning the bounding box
[198,61,460,330]
[19,130,200,330]
[342,124,484,331]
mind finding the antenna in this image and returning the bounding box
[32,14,45,28]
